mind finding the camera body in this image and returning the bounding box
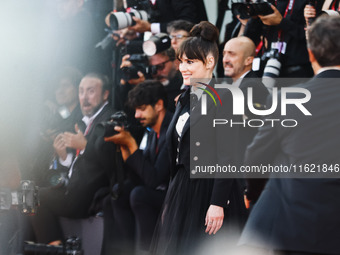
[0,180,39,214]
[24,237,83,255]
[96,111,130,138]
[121,54,150,80]
[232,0,274,19]
[121,33,171,81]
[262,48,282,78]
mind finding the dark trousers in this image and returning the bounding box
[101,182,166,255]
[130,186,166,252]
[30,187,93,243]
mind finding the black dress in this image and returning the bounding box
[151,86,247,255]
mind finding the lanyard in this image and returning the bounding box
[331,0,340,10]
[277,0,295,41]
[255,41,264,56]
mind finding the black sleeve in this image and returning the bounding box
[125,147,170,189]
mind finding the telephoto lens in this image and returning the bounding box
[109,9,148,30]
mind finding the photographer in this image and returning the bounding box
[104,81,172,255]
[30,73,116,245]
[105,0,206,35]
[167,19,194,52]
[118,47,182,113]
[242,0,314,82]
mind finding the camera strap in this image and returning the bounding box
[275,0,295,53]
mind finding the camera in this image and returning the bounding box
[121,39,144,55]
[232,0,274,19]
[24,236,83,255]
[261,48,282,92]
[96,111,130,138]
[0,180,39,214]
[47,170,69,189]
[121,54,150,80]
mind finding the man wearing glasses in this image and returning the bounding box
[120,47,182,113]
[167,19,194,52]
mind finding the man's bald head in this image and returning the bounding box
[223,36,256,81]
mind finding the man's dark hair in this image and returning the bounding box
[307,16,340,67]
[127,80,168,109]
[155,47,176,61]
[55,66,83,89]
[167,19,195,34]
[83,72,111,93]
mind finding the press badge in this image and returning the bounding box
[252,57,261,71]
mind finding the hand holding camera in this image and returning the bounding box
[129,16,151,33]
[258,4,283,25]
[104,127,138,161]
[120,54,146,85]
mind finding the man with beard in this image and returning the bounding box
[31,73,116,245]
[103,81,172,255]
[118,47,182,113]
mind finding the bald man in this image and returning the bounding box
[223,36,258,83]
[222,36,269,170]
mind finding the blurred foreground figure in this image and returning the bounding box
[240,16,340,255]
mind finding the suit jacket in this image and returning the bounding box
[237,71,269,164]
[166,81,245,210]
[65,104,116,215]
[125,111,173,189]
[239,70,340,254]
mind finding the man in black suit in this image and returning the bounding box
[239,16,340,255]
[104,80,172,254]
[222,36,269,165]
[31,73,116,244]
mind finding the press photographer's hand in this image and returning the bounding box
[129,16,151,33]
[258,4,283,26]
[104,127,138,161]
[120,55,146,85]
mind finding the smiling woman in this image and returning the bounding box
[151,21,247,255]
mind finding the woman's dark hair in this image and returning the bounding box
[177,21,219,65]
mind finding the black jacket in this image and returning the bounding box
[240,70,340,254]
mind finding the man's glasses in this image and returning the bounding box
[151,59,171,74]
[169,34,188,40]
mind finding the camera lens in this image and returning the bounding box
[109,10,148,30]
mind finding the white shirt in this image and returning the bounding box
[59,102,108,169]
